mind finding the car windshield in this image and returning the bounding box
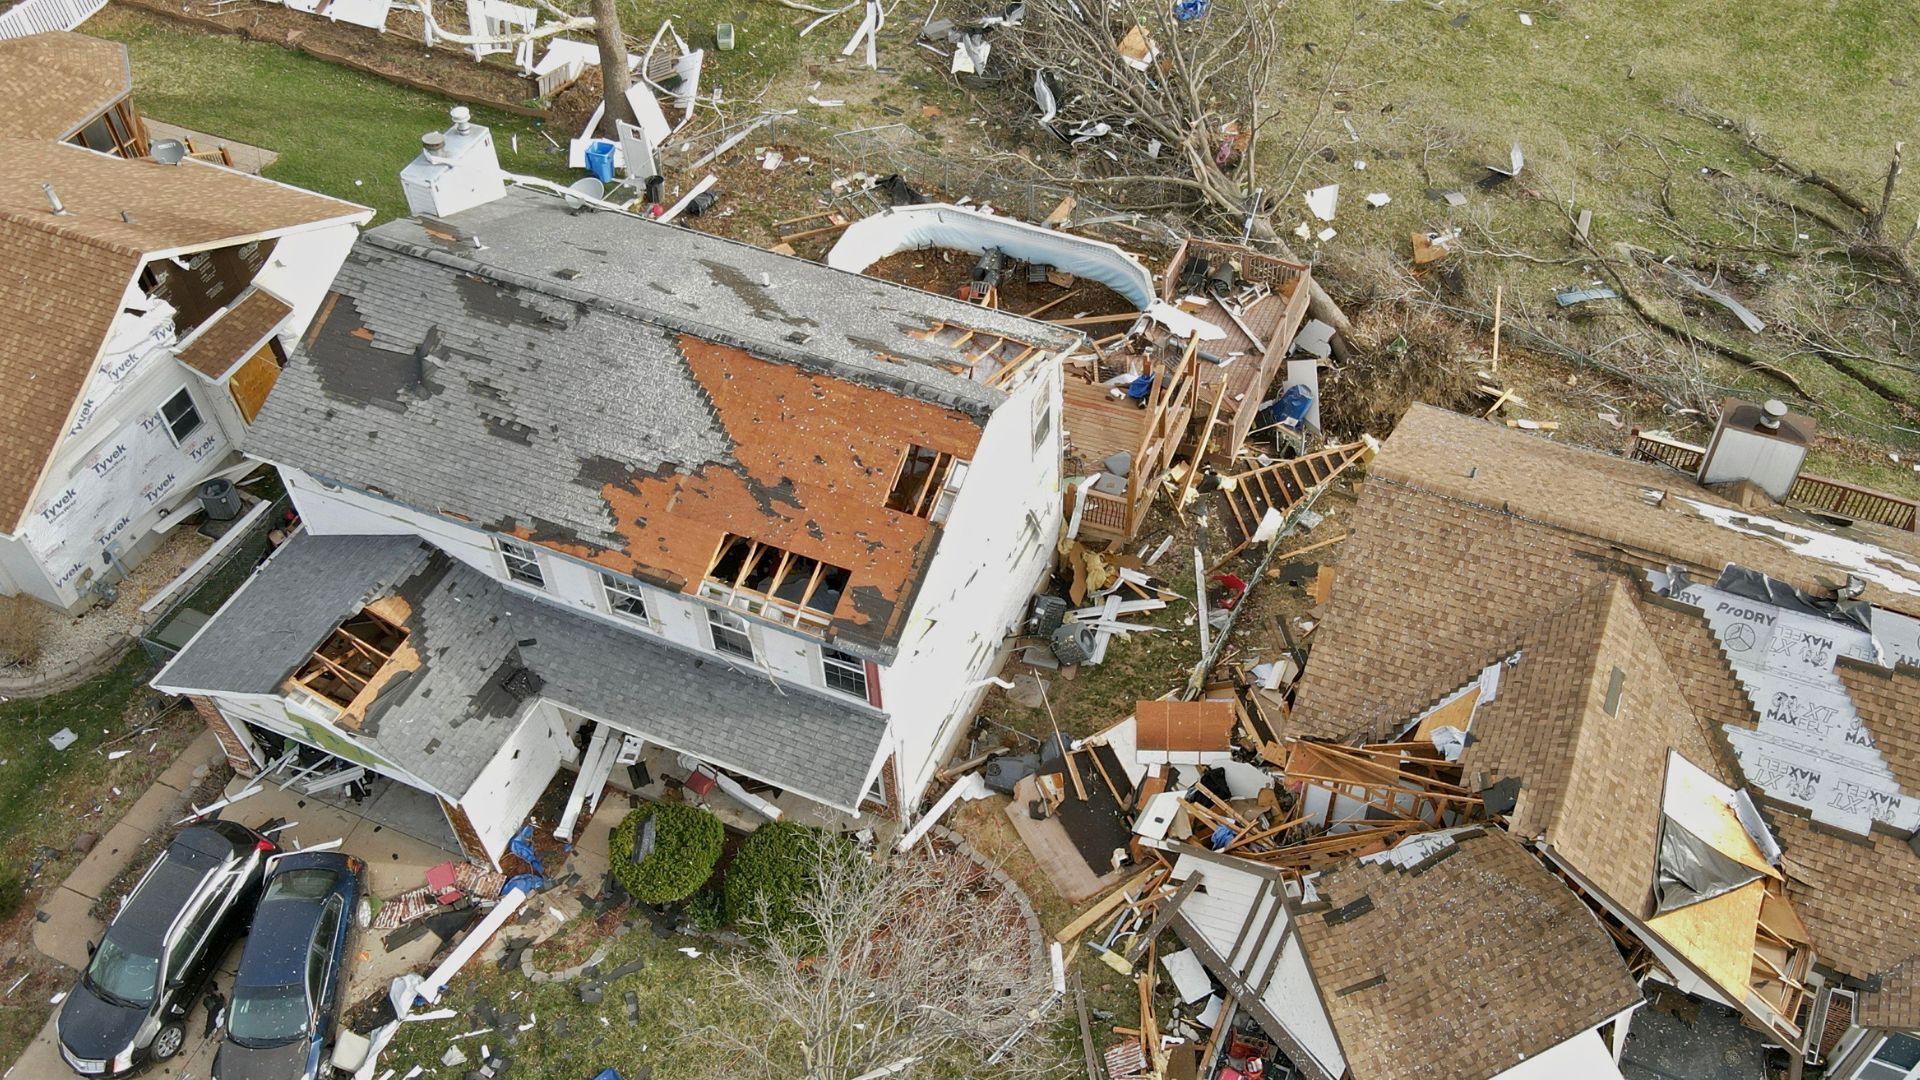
[263,869,335,902]
[227,983,308,1047]
[84,937,160,1008]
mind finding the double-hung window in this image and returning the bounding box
[822,646,869,700]
[1861,1033,1920,1080]
[498,537,545,588]
[708,607,755,660]
[161,387,204,444]
[601,572,649,623]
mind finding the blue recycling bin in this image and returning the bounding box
[1259,384,1314,430]
[584,140,617,183]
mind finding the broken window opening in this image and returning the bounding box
[701,534,851,627]
[498,537,545,588]
[291,607,409,710]
[822,646,869,700]
[160,387,203,444]
[601,571,649,623]
[707,607,755,660]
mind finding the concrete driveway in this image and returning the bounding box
[15,757,467,1079]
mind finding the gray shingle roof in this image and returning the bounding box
[370,186,1079,409]
[243,187,1078,655]
[247,239,730,552]
[152,533,429,694]
[156,532,887,809]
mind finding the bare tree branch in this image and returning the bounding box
[673,834,1063,1079]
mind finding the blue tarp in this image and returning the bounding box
[503,824,547,895]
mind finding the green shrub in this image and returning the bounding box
[722,821,830,937]
[609,803,723,904]
[685,888,727,934]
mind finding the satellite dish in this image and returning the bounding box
[150,139,187,165]
[563,177,605,213]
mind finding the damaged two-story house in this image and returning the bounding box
[153,112,1081,866]
[0,32,370,611]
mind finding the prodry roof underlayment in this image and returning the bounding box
[1652,569,1920,835]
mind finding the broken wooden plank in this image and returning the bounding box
[1124,874,1202,962]
[1056,866,1162,944]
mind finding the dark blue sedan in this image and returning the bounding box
[213,852,364,1080]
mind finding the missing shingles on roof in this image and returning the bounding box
[699,258,819,329]
[483,413,537,445]
[455,270,576,330]
[307,295,446,410]
[1400,841,1464,876]
[1334,974,1387,997]
[502,666,545,700]
[1603,665,1626,715]
[1322,894,1375,926]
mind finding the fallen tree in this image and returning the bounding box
[995,0,1360,357]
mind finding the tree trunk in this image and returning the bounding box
[1240,198,1357,361]
[591,0,638,138]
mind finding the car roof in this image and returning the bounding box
[236,862,351,989]
[107,850,217,952]
[233,899,317,988]
[267,851,354,876]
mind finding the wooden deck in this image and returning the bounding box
[1063,375,1150,470]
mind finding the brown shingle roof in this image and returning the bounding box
[0,139,365,531]
[1294,405,1920,986]
[0,32,130,142]
[1773,812,1920,985]
[1294,828,1641,1080]
[1459,580,1736,913]
[1859,954,1920,1030]
[175,287,292,379]
[1833,660,1920,796]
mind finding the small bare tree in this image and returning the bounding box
[998,0,1358,352]
[677,834,1064,1078]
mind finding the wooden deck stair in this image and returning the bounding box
[1209,439,1376,550]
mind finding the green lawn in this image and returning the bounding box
[1259,0,1920,470]
[0,654,200,1066]
[88,9,575,222]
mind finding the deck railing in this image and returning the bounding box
[0,0,107,38]
[1788,474,1920,531]
[1630,431,1918,531]
[1628,431,1708,475]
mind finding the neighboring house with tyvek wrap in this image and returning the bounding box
[0,135,369,611]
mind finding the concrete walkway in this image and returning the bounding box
[31,729,224,970]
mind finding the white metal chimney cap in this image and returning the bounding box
[450,106,473,133]
[1760,399,1789,427]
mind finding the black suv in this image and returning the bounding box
[58,820,276,1077]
